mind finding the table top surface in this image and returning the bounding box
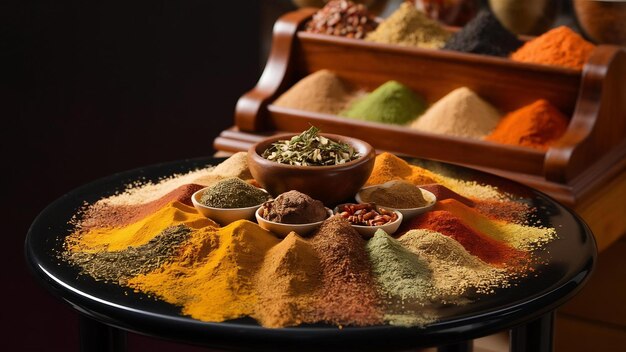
[25,157,597,352]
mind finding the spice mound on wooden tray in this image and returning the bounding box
[485,99,569,151]
[259,190,328,224]
[510,26,595,70]
[200,177,270,209]
[359,180,429,209]
[410,87,500,139]
[262,126,359,166]
[366,2,450,49]
[305,0,378,39]
[273,70,356,115]
[340,80,426,125]
[336,203,398,226]
[444,9,523,57]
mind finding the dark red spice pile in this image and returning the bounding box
[308,215,383,325]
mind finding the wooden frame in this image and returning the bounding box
[219,8,626,207]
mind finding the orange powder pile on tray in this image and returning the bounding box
[486,100,569,151]
[366,152,441,186]
[510,26,595,70]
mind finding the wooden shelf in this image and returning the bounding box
[215,8,626,248]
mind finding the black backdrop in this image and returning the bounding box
[0,1,299,350]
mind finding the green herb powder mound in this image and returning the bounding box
[200,177,270,209]
[341,81,426,125]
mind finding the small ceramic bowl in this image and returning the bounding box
[255,207,333,238]
[191,187,268,225]
[247,133,376,206]
[355,182,437,220]
[333,204,403,238]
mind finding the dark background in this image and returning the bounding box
[2,1,295,350]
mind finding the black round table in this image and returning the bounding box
[25,157,597,352]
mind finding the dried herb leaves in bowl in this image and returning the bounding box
[262,126,360,166]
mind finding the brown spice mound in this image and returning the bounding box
[307,215,383,326]
[474,200,531,224]
[253,232,321,328]
[260,190,327,224]
[79,184,205,230]
[305,0,378,39]
[359,180,428,209]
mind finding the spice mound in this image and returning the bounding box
[336,203,398,226]
[262,126,359,166]
[341,80,426,125]
[259,190,328,224]
[366,2,450,49]
[199,177,270,209]
[359,180,429,209]
[305,0,378,39]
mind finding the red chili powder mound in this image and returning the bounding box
[398,210,526,267]
[308,215,383,326]
[79,184,205,229]
[420,183,475,207]
[485,100,569,151]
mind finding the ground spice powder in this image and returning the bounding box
[366,2,450,48]
[340,81,426,125]
[419,184,475,207]
[486,99,569,151]
[366,152,440,186]
[274,70,356,115]
[308,216,383,326]
[128,220,279,323]
[79,184,204,230]
[253,232,321,328]
[410,87,500,139]
[510,26,596,70]
[399,210,526,267]
[67,201,217,252]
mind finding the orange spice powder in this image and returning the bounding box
[485,99,569,151]
[510,26,595,70]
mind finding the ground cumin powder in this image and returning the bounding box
[67,201,217,252]
[308,216,384,326]
[253,232,321,328]
[128,220,279,323]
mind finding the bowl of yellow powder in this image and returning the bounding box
[356,180,437,219]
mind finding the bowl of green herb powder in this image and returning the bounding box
[248,126,375,206]
[191,177,271,225]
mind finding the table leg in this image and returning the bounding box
[510,312,554,352]
[80,315,127,352]
[438,341,473,352]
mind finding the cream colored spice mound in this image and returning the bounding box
[411,87,501,139]
[366,2,450,49]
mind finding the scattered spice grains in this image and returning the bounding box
[305,0,378,39]
[65,225,192,284]
[366,2,450,48]
[308,216,383,325]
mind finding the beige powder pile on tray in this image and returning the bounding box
[410,87,500,139]
[273,70,357,115]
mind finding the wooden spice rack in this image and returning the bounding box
[214,8,626,248]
